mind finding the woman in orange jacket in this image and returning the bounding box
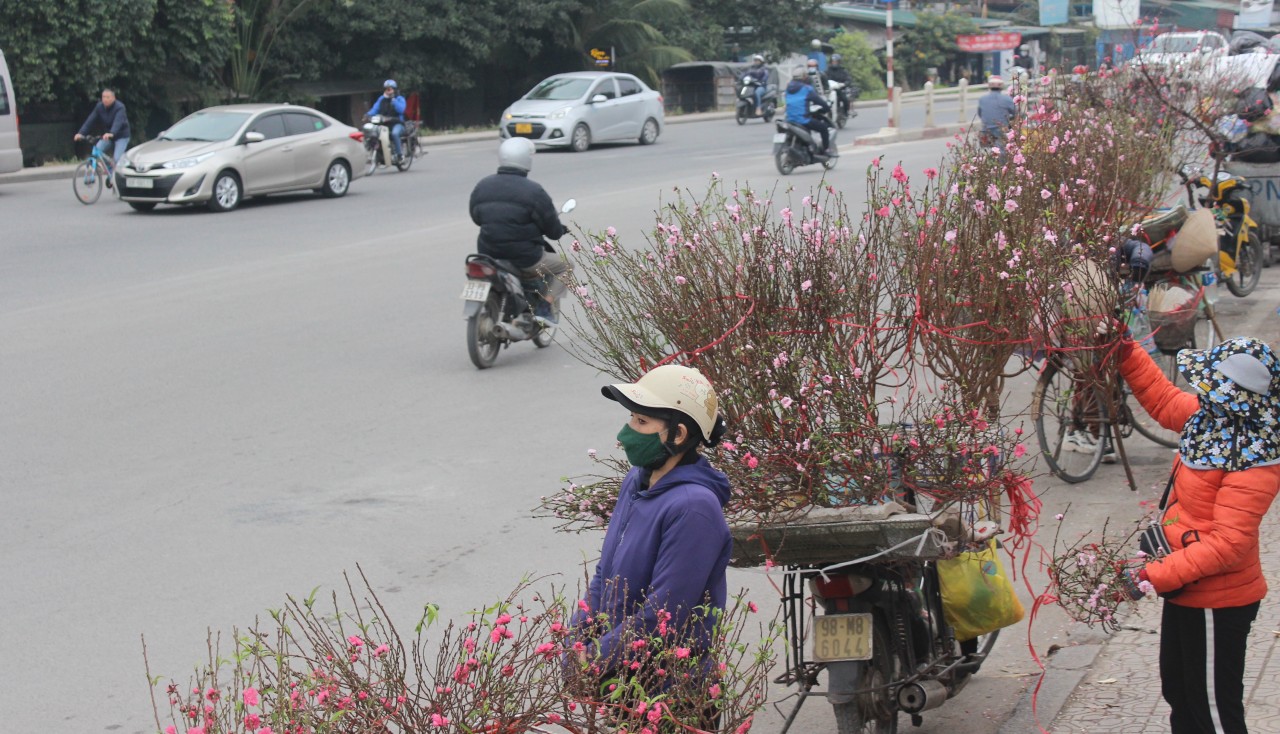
[1118,335,1280,733]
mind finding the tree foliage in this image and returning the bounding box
[897,12,977,88]
[568,0,695,88]
[830,31,885,95]
[692,0,824,60]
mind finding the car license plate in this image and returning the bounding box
[460,280,491,301]
[515,123,533,134]
[772,133,787,144]
[812,613,873,662]
[126,177,154,189]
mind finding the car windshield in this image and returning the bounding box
[1148,36,1201,54]
[160,111,252,142]
[526,78,592,101]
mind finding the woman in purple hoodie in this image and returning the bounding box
[573,364,732,709]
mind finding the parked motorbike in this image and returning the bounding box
[1182,164,1262,296]
[362,115,422,175]
[774,451,1005,734]
[773,106,838,176]
[826,80,857,129]
[735,76,778,125]
[462,199,577,369]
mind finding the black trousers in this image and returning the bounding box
[1160,600,1260,733]
[804,119,832,152]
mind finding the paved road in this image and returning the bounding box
[2,109,1273,734]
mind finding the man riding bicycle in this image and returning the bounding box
[73,89,130,181]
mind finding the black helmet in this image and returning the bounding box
[831,54,843,64]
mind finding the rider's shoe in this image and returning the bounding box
[1064,430,1099,454]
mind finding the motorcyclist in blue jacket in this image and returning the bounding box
[367,79,407,163]
[785,67,835,155]
[572,364,731,717]
[743,55,769,116]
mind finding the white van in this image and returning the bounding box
[0,49,21,173]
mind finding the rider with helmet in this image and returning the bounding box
[824,53,857,119]
[572,364,732,717]
[468,138,570,324]
[805,58,827,94]
[785,66,835,155]
[743,54,770,116]
[368,79,407,164]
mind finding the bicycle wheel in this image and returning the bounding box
[73,159,104,205]
[1122,353,1180,448]
[1032,358,1107,483]
[1224,231,1262,297]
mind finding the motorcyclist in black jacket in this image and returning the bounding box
[469,138,570,324]
[824,54,858,118]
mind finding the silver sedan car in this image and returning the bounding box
[115,103,366,213]
[500,72,664,152]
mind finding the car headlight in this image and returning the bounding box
[504,110,513,120]
[549,106,572,119]
[160,153,215,170]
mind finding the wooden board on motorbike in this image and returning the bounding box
[728,504,954,567]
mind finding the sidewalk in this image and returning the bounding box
[1009,299,1280,734]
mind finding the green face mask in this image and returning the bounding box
[617,423,670,469]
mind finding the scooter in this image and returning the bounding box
[735,76,778,125]
[826,80,857,129]
[773,106,838,176]
[462,199,577,369]
[1183,165,1262,296]
[362,115,421,175]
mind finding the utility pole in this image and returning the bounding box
[886,1,896,128]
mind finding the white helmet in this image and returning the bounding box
[811,39,822,50]
[498,137,535,172]
[602,364,722,444]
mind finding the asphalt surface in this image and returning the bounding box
[3,105,1278,734]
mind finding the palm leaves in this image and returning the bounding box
[570,0,694,87]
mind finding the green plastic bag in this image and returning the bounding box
[936,540,1025,642]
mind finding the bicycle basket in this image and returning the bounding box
[1148,285,1201,353]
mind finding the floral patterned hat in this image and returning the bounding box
[1175,337,1280,470]
[1177,337,1278,407]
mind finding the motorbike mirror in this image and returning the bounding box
[561,198,577,214]
[244,131,266,144]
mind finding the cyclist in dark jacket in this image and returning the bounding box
[74,89,131,165]
[469,138,570,323]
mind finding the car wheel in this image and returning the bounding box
[639,118,659,145]
[571,124,591,153]
[207,171,242,213]
[321,160,351,198]
[128,202,157,213]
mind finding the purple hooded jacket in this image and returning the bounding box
[576,454,732,664]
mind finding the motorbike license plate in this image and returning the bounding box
[460,280,492,302]
[515,123,533,134]
[126,177,154,189]
[772,133,787,144]
[812,613,873,662]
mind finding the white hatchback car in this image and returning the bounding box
[500,72,664,152]
[116,103,366,213]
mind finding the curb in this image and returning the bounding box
[853,122,971,147]
[997,624,1112,734]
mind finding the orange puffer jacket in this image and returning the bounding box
[1122,347,1280,608]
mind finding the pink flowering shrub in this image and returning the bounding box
[1046,513,1154,631]
[146,570,778,734]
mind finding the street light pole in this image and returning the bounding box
[886,2,896,128]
